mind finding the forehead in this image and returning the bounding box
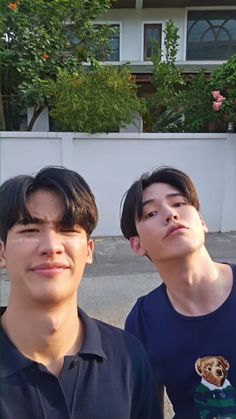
[142,182,182,202]
[25,189,64,222]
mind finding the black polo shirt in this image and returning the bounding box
[0,307,160,419]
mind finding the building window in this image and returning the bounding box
[144,24,162,61]
[187,10,236,60]
[107,24,120,61]
[66,24,120,62]
[96,24,120,61]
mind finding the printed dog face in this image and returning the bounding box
[195,356,230,388]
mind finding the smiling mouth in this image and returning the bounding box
[30,264,69,277]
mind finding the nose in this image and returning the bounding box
[38,230,64,256]
[165,207,179,224]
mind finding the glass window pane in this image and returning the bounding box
[107,27,120,61]
[187,10,236,60]
[188,20,209,42]
[217,28,230,41]
[144,24,162,61]
[95,24,120,62]
[203,29,215,42]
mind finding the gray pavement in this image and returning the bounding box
[1,232,236,418]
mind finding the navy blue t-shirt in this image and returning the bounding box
[125,264,236,419]
[0,308,161,419]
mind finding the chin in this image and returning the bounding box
[29,289,71,306]
[160,245,200,262]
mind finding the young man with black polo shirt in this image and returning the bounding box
[0,166,160,419]
[120,166,236,419]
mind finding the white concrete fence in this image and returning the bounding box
[0,131,236,236]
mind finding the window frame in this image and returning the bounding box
[184,6,236,61]
[94,21,122,62]
[142,22,163,62]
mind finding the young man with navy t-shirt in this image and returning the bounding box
[121,166,236,419]
[0,166,160,419]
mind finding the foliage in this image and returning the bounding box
[163,18,180,66]
[210,55,236,124]
[47,66,145,133]
[150,108,184,133]
[177,55,236,133]
[177,71,217,132]
[146,19,185,132]
[146,18,236,133]
[0,0,113,130]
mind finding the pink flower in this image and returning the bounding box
[216,95,226,103]
[212,90,221,100]
[213,101,222,111]
[212,90,226,112]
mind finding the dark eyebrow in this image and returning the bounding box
[17,217,44,226]
[17,217,73,229]
[142,193,185,208]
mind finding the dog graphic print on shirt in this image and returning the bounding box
[194,355,236,419]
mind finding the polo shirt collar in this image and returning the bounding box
[78,308,107,360]
[0,306,107,378]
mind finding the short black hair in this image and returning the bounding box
[0,166,98,243]
[120,167,200,239]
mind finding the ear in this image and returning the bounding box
[86,238,94,265]
[130,236,146,257]
[0,240,6,269]
[195,358,203,376]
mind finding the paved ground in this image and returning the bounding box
[1,232,236,418]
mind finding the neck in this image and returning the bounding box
[1,298,83,375]
[155,248,233,316]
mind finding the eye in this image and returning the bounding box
[173,201,187,208]
[19,228,39,233]
[144,210,158,219]
[60,227,82,234]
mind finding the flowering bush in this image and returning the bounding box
[211,55,236,128]
[8,2,18,12]
[211,89,236,126]
[212,90,226,111]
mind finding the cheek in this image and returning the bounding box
[65,237,89,257]
[193,216,206,235]
[5,238,38,258]
[139,231,163,255]
[5,239,40,273]
[7,236,39,247]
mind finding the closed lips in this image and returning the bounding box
[164,225,188,238]
[30,263,69,270]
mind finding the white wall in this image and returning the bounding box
[0,132,236,236]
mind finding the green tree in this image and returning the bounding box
[0,0,114,130]
[47,66,145,133]
[146,19,185,132]
[177,71,216,132]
